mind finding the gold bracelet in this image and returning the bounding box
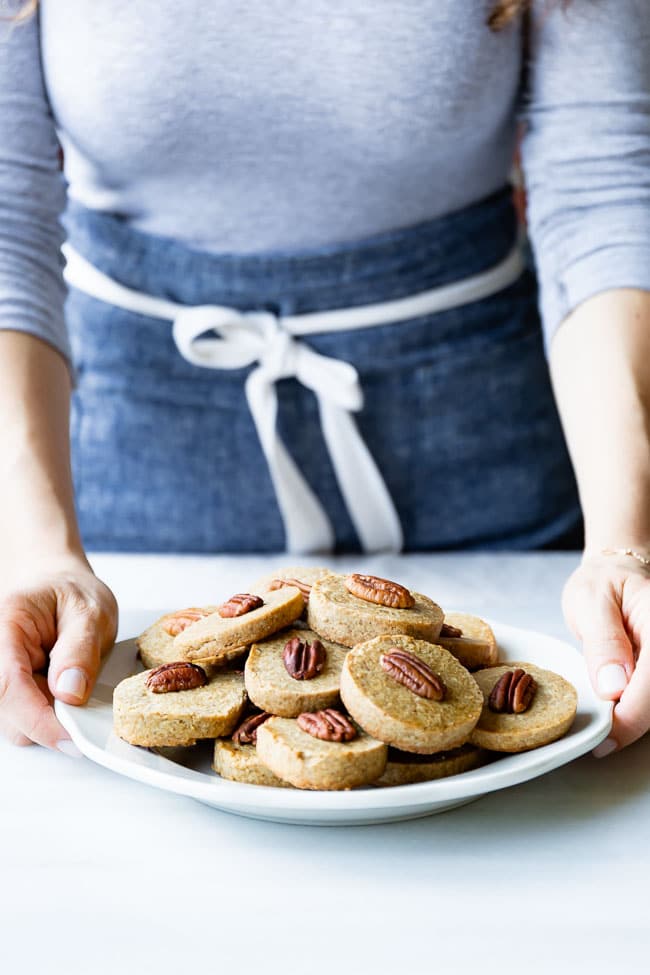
[601,548,650,568]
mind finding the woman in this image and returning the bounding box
[0,0,649,758]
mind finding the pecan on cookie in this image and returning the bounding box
[283,636,327,681]
[344,574,415,609]
[380,648,446,701]
[488,668,537,714]
[162,607,212,636]
[439,622,463,639]
[145,661,208,693]
[270,577,312,606]
[297,709,357,743]
[218,593,264,618]
[232,710,272,745]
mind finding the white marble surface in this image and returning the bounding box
[2,552,650,974]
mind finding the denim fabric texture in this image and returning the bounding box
[63,188,582,553]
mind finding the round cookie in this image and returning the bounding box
[212,739,291,788]
[340,635,483,753]
[256,716,387,791]
[173,587,304,662]
[136,608,240,670]
[113,669,246,747]
[437,612,499,671]
[307,574,443,648]
[469,662,577,753]
[245,627,348,718]
[375,743,486,788]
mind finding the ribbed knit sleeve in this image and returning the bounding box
[521,0,650,347]
[0,7,70,363]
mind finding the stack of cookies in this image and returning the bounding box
[113,568,578,791]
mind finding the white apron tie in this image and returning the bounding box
[62,240,525,554]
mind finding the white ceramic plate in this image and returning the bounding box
[55,620,612,826]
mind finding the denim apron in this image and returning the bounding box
[62,188,582,553]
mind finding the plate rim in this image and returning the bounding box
[55,618,613,816]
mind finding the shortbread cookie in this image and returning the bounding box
[212,739,290,788]
[375,743,486,787]
[307,574,443,648]
[136,608,238,670]
[436,612,499,671]
[470,662,577,752]
[113,666,246,747]
[340,635,483,753]
[245,628,348,718]
[173,587,304,662]
[256,714,387,790]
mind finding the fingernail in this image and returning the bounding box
[55,667,88,701]
[593,737,618,759]
[56,739,83,759]
[596,663,628,697]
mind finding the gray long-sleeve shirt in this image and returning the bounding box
[1,0,649,365]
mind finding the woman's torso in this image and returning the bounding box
[41,1,581,554]
[42,0,522,253]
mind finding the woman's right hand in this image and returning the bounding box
[0,557,118,751]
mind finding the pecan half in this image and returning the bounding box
[283,636,327,681]
[145,661,208,693]
[297,709,357,743]
[232,711,272,745]
[380,649,446,700]
[344,573,415,609]
[163,607,212,637]
[439,622,463,639]
[218,593,264,618]
[270,577,312,606]
[488,668,537,714]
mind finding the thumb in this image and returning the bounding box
[565,577,635,702]
[48,610,104,706]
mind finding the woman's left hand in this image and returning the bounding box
[563,552,650,757]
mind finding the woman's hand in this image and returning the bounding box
[563,552,650,757]
[0,557,117,752]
